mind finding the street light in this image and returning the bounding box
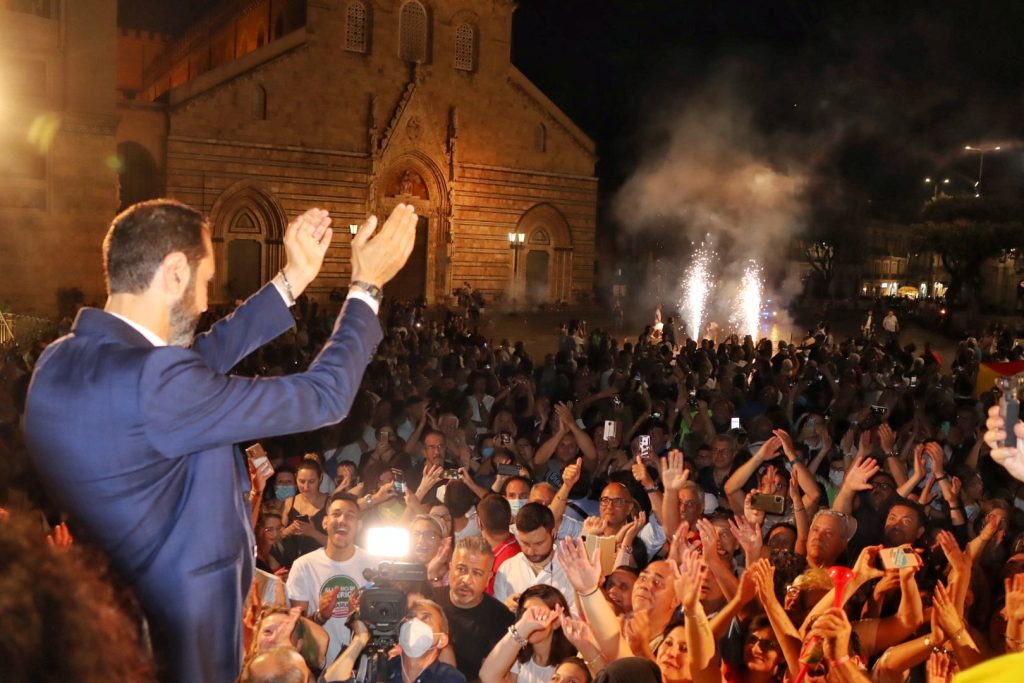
[964,144,1002,197]
[923,176,950,199]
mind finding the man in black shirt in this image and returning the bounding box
[433,535,514,683]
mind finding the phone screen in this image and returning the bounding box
[730,417,741,430]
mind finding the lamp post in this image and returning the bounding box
[964,145,1001,197]
[508,232,525,304]
[923,176,950,199]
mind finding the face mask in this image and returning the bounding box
[275,485,296,501]
[508,498,527,516]
[828,470,845,487]
[481,446,495,459]
[399,617,437,658]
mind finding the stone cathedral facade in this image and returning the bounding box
[115,0,598,308]
[0,0,597,316]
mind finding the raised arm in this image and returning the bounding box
[557,537,626,659]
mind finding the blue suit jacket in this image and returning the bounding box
[25,284,382,682]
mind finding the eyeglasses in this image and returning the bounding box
[600,497,630,508]
[784,584,801,596]
[746,635,779,652]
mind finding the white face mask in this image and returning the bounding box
[828,470,845,487]
[399,617,437,658]
[508,498,527,516]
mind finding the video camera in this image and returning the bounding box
[351,560,427,683]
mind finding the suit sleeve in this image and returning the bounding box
[190,283,296,373]
[140,298,382,457]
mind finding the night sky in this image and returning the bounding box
[121,0,1024,228]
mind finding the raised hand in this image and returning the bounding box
[562,457,583,490]
[517,603,563,638]
[695,518,720,559]
[755,435,783,463]
[1004,573,1024,624]
[47,522,74,552]
[667,521,692,566]
[912,444,926,479]
[631,456,654,488]
[556,537,602,593]
[672,546,707,611]
[924,442,946,477]
[932,581,966,639]
[582,516,610,536]
[560,614,599,654]
[844,456,880,492]
[728,515,763,562]
[427,536,453,581]
[282,208,333,295]
[808,607,852,662]
[851,545,885,585]
[936,530,969,577]
[350,203,418,288]
[878,423,896,454]
[774,429,797,461]
[662,449,690,491]
[616,511,647,549]
[748,558,777,604]
[984,404,1024,482]
[926,650,956,683]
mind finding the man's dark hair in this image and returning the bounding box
[444,480,478,517]
[103,199,209,294]
[885,497,927,531]
[329,491,361,511]
[516,502,555,534]
[477,493,512,533]
[501,475,532,495]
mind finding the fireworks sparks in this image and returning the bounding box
[733,261,763,340]
[681,243,714,341]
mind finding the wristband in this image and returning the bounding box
[934,474,948,482]
[830,655,851,667]
[579,585,601,598]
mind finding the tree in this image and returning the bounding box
[911,197,1024,306]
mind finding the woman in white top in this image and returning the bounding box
[479,585,577,683]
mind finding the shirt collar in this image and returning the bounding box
[106,312,167,347]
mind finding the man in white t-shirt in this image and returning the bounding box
[286,492,378,664]
[494,503,576,611]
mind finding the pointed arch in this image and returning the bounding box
[208,182,288,302]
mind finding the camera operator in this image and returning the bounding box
[323,599,465,683]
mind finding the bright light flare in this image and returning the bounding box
[732,261,763,340]
[365,526,410,558]
[681,243,714,341]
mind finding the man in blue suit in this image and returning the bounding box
[24,199,418,682]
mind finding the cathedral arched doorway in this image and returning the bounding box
[375,157,449,303]
[513,204,574,305]
[208,182,287,303]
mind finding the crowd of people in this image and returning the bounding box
[4,285,1024,682]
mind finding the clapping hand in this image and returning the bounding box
[350,203,418,289]
[672,546,708,611]
[728,515,763,563]
[282,208,333,295]
[616,511,647,550]
[317,586,342,622]
[926,650,957,683]
[557,537,602,594]
[582,516,610,536]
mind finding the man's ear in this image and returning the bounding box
[158,251,191,298]
[435,632,449,651]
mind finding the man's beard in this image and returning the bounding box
[168,276,199,347]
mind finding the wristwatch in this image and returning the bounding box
[350,280,383,305]
[363,494,374,507]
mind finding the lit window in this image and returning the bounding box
[454,23,475,71]
[345,2,368,53]
[399,1,428,63]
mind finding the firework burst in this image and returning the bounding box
[681,243,714,341]
[732,261,763,340]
